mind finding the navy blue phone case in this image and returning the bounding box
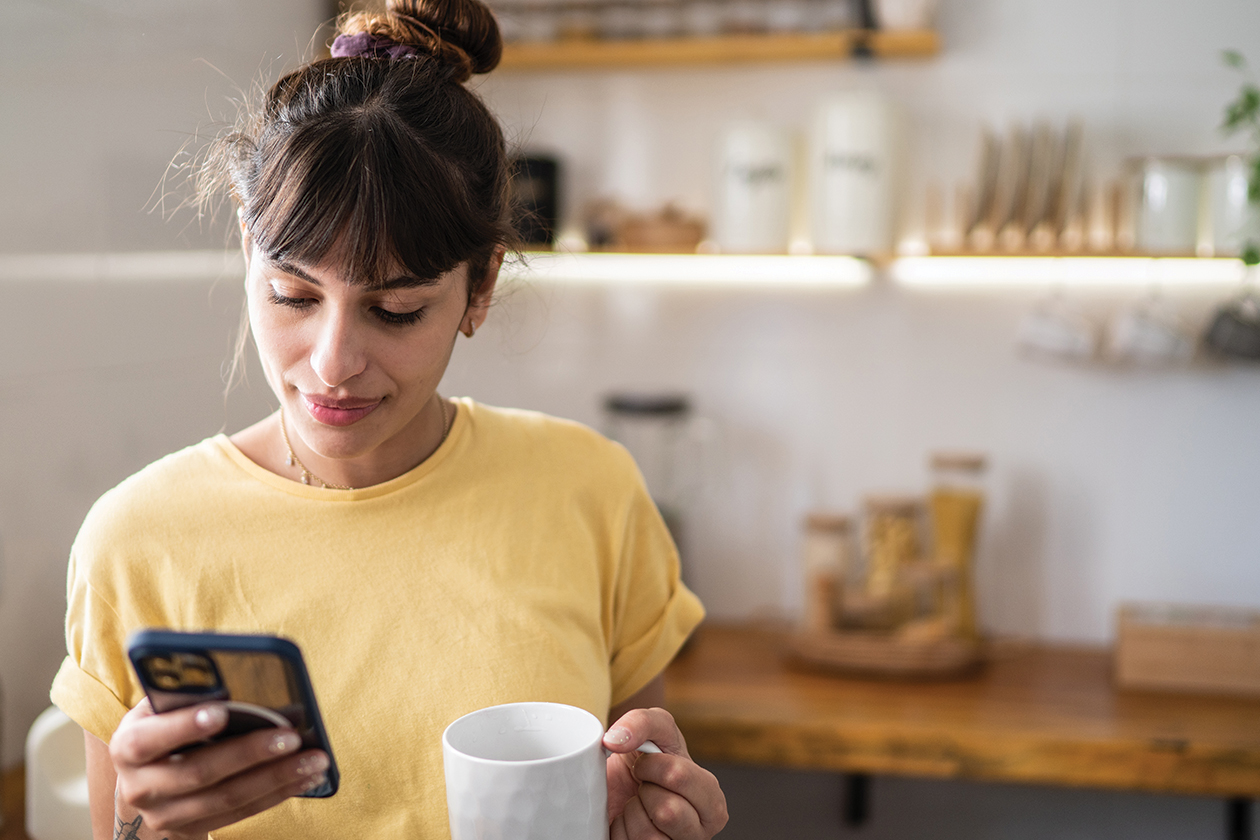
[127,629,339,798]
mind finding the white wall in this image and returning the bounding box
[445,275,1260,640]
[465,0,1260,639]
[2,0,1258,836]
[0,0,323,769]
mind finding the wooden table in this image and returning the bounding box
[664,624,1260,839]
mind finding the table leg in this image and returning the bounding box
[843,773,871,828]
[1228,798,1252,840]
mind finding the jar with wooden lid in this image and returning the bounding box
[800,513,852,633]
[928,452,986,639]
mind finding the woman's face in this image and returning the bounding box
[242,234,493,472]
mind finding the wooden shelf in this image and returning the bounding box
[665,624,1260,798]
[499,29,939,70]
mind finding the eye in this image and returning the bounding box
[267,287,315,310]
[372,306,426,326]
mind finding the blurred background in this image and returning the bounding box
[3,0,1260,837]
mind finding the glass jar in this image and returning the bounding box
[928,452,986,638]
[801,513,853,632]
[603,394,701,580]
[765,0,810,33]
[723,0,766,33]
[863,495,922,599]
[599,0,644,40]
[640,0,682,39]
[681,0,725,36]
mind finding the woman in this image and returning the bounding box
[50,1,728,837]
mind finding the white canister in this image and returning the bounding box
[1133,157,1202,255]
[873,0,939,29]
[713,121,794,254]
[682,0,725,36]
[809,92,900,255]
[1205,155,1259,257]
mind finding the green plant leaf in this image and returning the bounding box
[1224,49,1246,69]
[1223,86,1260,132]
[1250,155,1260,203]
[1243,242,1260,266]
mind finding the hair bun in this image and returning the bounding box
[337,0,502,80]
[386,0,502,80]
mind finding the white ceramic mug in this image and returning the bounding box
[443,702,657,840]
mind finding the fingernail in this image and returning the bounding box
[297,752,330,775]
[195,705,227,731]
[303,773,328,791]
[604,727,631,746]
[269,732,301,755]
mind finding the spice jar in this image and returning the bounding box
[801,513,852,633]
[929,452,986,638]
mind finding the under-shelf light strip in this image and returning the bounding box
[509,252,873,287]
[892,256,1252,288]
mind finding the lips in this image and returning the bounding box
[301,393,381,427]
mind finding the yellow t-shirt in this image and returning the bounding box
[51,399,704,838]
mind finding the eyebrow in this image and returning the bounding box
[271,259,440,290]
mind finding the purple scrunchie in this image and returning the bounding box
[331,32,422,60]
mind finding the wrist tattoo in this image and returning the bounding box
[114,814,167,840]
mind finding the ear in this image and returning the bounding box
[472,245,505,310]
[465,246,504,330]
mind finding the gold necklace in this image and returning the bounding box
[279,398,451,490]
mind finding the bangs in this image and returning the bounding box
[242,85,495,287]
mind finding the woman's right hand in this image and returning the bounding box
[108,698,329,839]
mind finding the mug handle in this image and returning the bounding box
[604,739,661,758]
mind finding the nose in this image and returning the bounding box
[309,307,368,388]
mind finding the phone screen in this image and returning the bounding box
[136,649,316,747]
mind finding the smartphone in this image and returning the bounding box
[127,629,339,798]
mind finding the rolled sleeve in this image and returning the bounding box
[50,656,130,744]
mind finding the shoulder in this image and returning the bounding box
[74,436,235,558]
[460,400,640,482]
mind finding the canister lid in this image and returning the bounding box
[604,393,691,416]
[804,513,852,532]
[930,452,987,472]
[863,494,923,514]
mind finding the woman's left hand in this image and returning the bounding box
[604,707,729,839]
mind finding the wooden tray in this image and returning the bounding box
[787,628,982,679]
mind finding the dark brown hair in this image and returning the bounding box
[202,0,512,299]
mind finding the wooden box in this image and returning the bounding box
[1115,604,1260,697]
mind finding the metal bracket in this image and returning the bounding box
[843,773,872,828]
[1228,798,1252,840]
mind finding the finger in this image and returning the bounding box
[111,702,229,768]
[630,750,730,831]
[120,727,306,808]
[605,708,690,759]
[136,749,330,834]
[180,775,326,836]
[637,781,703,840]
[622,795,669,840]
[606,752,642,821]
